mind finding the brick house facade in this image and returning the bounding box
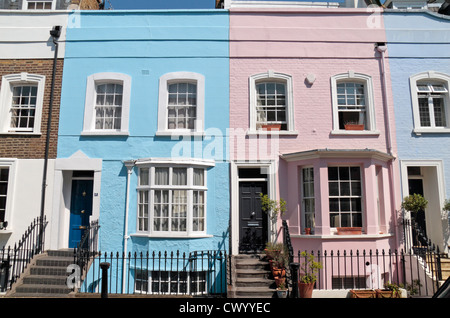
[0,59,63,159]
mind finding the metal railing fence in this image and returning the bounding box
[282,221,442,297]
[0,216,47,292]
[78,249,228,297]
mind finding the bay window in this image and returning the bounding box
[137,163,209,237]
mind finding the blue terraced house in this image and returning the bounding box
[384,9,450,256]
[52,9,230,295]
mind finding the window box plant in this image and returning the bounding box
[349,289,376,298]
[336,227,362,235]
[344,120,364,130]
[261,124,281,131]
[298,251,322,298]
[376,282,402,298]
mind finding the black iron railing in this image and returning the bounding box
[0,216,48,292]
[77,249,227,297]
[73,219,100,287]
[283,220,443,297]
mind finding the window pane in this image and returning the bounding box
[193,168,204,186]
[433,97,446,127]
[167,82,197,130]
[418,97,431,127]
[256,81,287,129]
[95,83,123,130]
[155,168,169,185]
[172,168,187,185]
[140,168,149,186]
[10,85,38,130]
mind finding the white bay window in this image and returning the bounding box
[136,160,213,237]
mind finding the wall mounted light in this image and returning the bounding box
[306,74,316,85]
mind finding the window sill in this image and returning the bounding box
[130,233,213,239]
[330,130,380,136]
[413,128,450,135]
[155,131,205,137]
[81,131,129,137]
[247,130,298,136]
[0,229,12,235]
[0,132,41,136]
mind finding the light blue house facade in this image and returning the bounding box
[53,9,229,293]
[384,10,450,255]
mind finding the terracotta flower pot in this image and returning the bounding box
[272,267,286,278]
[337,227,362,235]
[261,124,281,131]
[350,289,376,298]
[298,282,314,298]
[344,124,364,130]
[275,277,286,288]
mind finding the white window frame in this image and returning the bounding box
[410,71,450,135]
[22,0,56,10]
[249,71,296,135]
[330,71,378,135]
[135,158,214,238]
[81,72,131,136]
[0,73,45,135]
[0,159,16,231]
[301,166,315,234]
[156,72,205,136]
[328,165,364,231]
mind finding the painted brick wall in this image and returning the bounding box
[0,59,63,159]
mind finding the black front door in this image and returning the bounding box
[239,181,268,253]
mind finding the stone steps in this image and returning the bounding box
[228,254,278,298]
[6,249,75,298]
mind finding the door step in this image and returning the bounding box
[5,249,75,298]
[228,254,278,298]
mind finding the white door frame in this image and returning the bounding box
[230,160,277,255]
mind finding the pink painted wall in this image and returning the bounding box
[229,8,402,253]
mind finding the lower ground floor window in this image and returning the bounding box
[135,269,207,295]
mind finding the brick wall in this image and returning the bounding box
[0,59,63,159]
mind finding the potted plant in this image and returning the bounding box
[401,193,428,215]
[264,241,284,260]
[276,282,288,298]
[443,199,450,213]
[298,251,322,298]
[260,193,286,221]
[271,248,288,280]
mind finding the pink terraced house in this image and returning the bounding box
[228,7,402,265]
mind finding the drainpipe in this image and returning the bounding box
[376,43,392,155]
[376,42,401,246]
[38,25,61,252]
[123,160,135,292]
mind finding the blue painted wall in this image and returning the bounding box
[59,10,230,254]
[384,11,450,196]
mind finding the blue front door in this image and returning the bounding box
[68,179,93,248]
